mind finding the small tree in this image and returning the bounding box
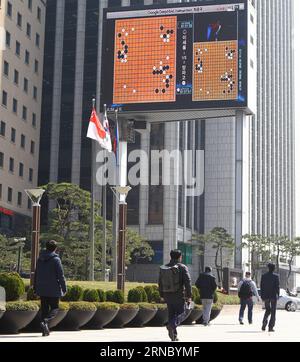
[283,237,300,289]
[268,235,289,274]
[242,234,270,283]
[195,228,234,287]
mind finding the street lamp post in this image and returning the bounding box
[25,189,45,286]
[111,186,131,293]
[14,238,26,274]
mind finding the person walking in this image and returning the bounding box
[34,240,67,336]
[260,263,280,332]
[237,272,260,325]
[159,249,192,342]
[195,267,217,326]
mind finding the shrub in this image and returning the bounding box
[106,290,124,304]
[5,301,40,312]
[128,288,148,303]
[62,285,83,302]
[135,287,148,302]
[192,286,200,303]
[105,290,115,302]
[137,303,158,310]
[93,302,119,310]
[97,289,106,303]
[58,302,70,311]
[197,290,219,305]
[0,273,25,301]
[144,286,154,302]
[27,287,40,301]
[68,302,97,312]
[83,289,100,303]
[212,302,223,311]
[118,303,139,310]
[154,303,167,310]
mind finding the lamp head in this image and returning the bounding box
[25,189,45,205]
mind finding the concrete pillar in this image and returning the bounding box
[72,0,87,185]
[49,0,65,183]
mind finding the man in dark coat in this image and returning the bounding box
[34,240,67,336]
[195,267,217,326]
[260,263,280,332]
[159,249,192,342]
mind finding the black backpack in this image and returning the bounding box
[238,280,253,298]
[160,264,181,293]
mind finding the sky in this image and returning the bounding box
[295,0,300,235]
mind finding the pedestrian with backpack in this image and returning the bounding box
[238,272,260,325]
[158,249,192,342]
[195,267,217,326]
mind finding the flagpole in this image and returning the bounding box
[112,109,120,281]
[102,104,108,281]
[89,98,96,281]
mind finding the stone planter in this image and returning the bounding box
[0,311,38,334]
[182,308,203,325]
[84,309,119,329]
[128,306,157,327]
[106,305,139,328]
[55,310,96,331]
[23,310,68,332]
[147,306,168,326]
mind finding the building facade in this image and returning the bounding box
[38,0,295,283]
[0,0,46,234]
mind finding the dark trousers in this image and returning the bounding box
[166,298,189,333]
[40,297,60,324]
[239,298,254,323]
[263,299,277,329]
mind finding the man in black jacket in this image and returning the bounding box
[260,263,280,332]
[195,267,217,326]
[159,250,192,342]
[34,240,67,336]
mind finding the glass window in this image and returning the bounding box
[3,61,9,76]
[7,2,12,17]
[14,69,19,84]
[9,157,14,172]
[21,134,26,149]
[35,33,40,48]
[32,113,37,128]
[26,23,31,38]
[19,163,24,177]
[0,152,4,168]
[22,106,27,121]
[7,187,13,203]
[11,128,16,143]
[34,59,39,73]
[25,50,30,65]
[30,140,35,154]
[29,168,33,182]
[5,31,11,47]
[0,121,6,137]
[24,78,29,93]
[17,192,22,206]
[28,0,32,11]
[16,41,21,56]
[17,12,22,28]
[12,98,18,113]
[2,91,8,106]
[37,7,41,22]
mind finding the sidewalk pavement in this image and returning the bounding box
[1,306,300,342]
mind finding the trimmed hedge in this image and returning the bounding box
[154,303,168,310]
[192,286,200,303]
[97,289,106,303]
[106,290,125,304]
[83,289,100,302]
[5,301,40,312]
[68,302,97,312]
[118,303,139,310]
[93,302,119,310]
[0,273,25,301]
[137,303,158,310]
[128,288,148,303]
[27,287,40,301]
[62,285,83,302]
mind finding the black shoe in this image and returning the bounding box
[262,324,267,331]
[239,320,244,325]
[166,325,176,342]
[268,328,275,332]
[249,321,253,325]
[41,322,50,336]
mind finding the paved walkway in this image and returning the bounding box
[1,306,300,342]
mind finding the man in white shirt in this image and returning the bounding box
[237,272,260,325]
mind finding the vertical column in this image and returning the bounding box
[49,0,65,183]
[139,127,151,236]
[122,0,130,6]
[235,111,245,269]
[163,122,180,264]
[72,1,87,185]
